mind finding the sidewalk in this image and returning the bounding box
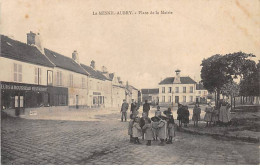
[18,107,121,121]
[179,111,260,143]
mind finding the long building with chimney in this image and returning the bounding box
[0,32,139,116]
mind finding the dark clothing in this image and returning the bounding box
[121,102,129,112]
[139,117,146,128]
[143,103,150,116]
[182,108,190,124]
[177,107,183,120]
[143,103,150,112]
[130,103,137,113]
[121,112,127,121]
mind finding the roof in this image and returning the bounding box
[80,64,107,80]
[1,35,54,67]
[159,77,196,85]
[141,88,159,94]
[129,85,138,91]
[44,48,88,75]
[196,83,206,90]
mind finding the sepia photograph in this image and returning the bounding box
[0,0,259,165]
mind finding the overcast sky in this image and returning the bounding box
[1,0,259,89]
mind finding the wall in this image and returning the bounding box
[0,57,53,86]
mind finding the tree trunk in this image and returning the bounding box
[230,95,233,111]
[217,89,220,107]
[233,96,236,109]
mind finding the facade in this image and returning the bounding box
[44,48,89,109]
[0,32,139,115]
[0,34,68,116]
[195,83,208,103]
[158,70,207,106]
[80,63,112,108]
[141,88,159,105]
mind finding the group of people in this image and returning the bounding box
[128,101,176,146]
[204,101,231,127]
[177,104,191,127]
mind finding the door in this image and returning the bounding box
[15,94,24,116]
[175,96,179,104]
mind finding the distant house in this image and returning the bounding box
[159,70,199,106]
[195,83,209,103]
[141,88,159,105]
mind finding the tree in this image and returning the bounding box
[200,52,256,106]
[239,61,260,103]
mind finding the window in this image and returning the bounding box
[168,96,171,102]
[190,96,193,102]
[162,87,165,93]
[199,91,201,94]
[190,86,193,93]
[34,67,42,84]
[56,71,62,86]
[82,77,85,88]
[168,87,172,93]
[183,87,186,93]
[14,63,22,82]
[204,91,207,95]
[69,74,73,87]
[175,87,179,93]
[162,96,165,102]
[183,96,186,102]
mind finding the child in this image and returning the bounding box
[155,106,161,117]
[158,116,168,146]
[166,114,175,144]
[140,112,147,140]
[142,118,153,146]
[128,114,134,143]
[151,116,160,141]
[132,117,142,144]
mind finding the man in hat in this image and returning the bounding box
[120,99,129,122]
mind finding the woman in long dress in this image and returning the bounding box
[204,102,213,127]
[219,102,231,126]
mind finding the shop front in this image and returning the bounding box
[92,92,104,108]
[1,82,68,116]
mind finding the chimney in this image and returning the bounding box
[173,69,181,83]
[102,66,108,73]
[27,31,43,52]
[90,60,95,69]
[72,50,79,63]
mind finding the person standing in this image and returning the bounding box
[155,106,162,117]
[182,106,190,127]
[157,116,168,146]
[219,101,231,126]
[192,104,201,127]
[177,104,184,127]
[143,100,150,117]
[204,102,213,127]
[120,99,129,122]
[142,118,153,146]
[130,99,137,114]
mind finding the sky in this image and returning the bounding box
[1,0,259,89]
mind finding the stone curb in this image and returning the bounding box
[179,127,259,143]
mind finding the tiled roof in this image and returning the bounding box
[141,88,159,94]
[196,83,206,90]
[159,77,196,85]
[44,48,88,75]
[80,64,107,80]
[1,35,54,67]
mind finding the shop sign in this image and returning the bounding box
[1,83,47,92]
[93,92,101,95]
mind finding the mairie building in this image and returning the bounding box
[0,32,139,116]
[158,70,208,107]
